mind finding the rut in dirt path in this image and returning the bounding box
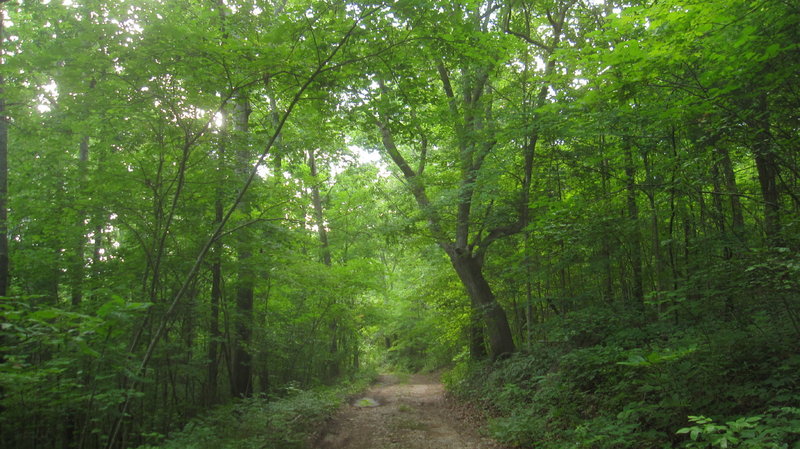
[313,373,504,449]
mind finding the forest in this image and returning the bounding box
[1,0,799,448]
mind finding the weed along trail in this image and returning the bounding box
[313,373,504,449]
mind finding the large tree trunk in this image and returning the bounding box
[447,250,515,359]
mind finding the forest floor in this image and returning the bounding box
[311,373,505,449]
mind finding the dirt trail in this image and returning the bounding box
[313,373,504,449]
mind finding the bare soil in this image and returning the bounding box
[312,373,505,449]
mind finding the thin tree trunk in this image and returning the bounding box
[643,150,664,307]
[715,145,745,238]
[308,148,332,267]
[207,232,221,403]
[524,233,534,350]
[600,152,614,302]
[710,160,726,234]
[70,135,90,306]
[307,148,339,379]
[0,95,6,299]
[624,138,644,305]
[0,10,8,297]
[232,95,253,398]
[207,122,225,405]
[0,8,7,425]
[751,93,780,245]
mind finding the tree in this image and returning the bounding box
[350,0,581,358]
[0,0,8,298]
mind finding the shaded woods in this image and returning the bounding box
[1,0,798,448]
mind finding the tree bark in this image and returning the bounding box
[0,11,8,297]
[207,120,225,405]
[642,150,664,304]
[751,93,781,245]
[308,148,332,266]
[710,159,727,234]
[376,115,515,359]
[0,84,7,299]
[0,7,8,424]
[715,145,745,238]
[70,136,90,306]
[307,148,339,379]
[600,149,614,302]
[624,138,644,305]
[447,249,515,359]
[232,95,253,398]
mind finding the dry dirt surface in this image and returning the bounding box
[312,373,506,449]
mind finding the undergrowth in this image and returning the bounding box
[443,306,800,449]
[136,370,376,449]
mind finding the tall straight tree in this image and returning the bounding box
[232,93,254,397]
[307,147,340,377]
[0,0,8,298]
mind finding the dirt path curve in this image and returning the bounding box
[313,373,504,449]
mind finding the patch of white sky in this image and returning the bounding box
[222,0,263,16]
[347,144,391,179]
[582,0,621,15]
[506,56,547,73]
[256,163,272,179]
[36,80,59,113]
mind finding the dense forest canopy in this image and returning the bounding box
[1,0,799,448]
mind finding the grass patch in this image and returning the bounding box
[393,417,428,431]
[397,403,413,413]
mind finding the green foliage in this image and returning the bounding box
[137,371,376,449]
[3,0,799,447]
[0,297,150,446]
[677,410,800,449]
[378,250,467,373]
[444,303,800,449]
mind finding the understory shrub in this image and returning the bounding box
[136,371,375,449]
[444,305,800,449]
